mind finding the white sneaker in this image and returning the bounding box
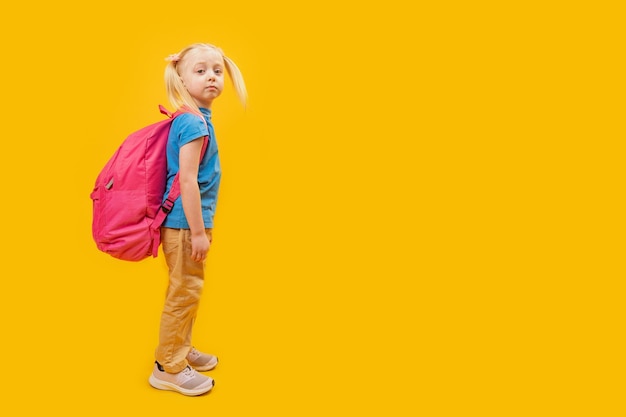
[187,347,219,371]
[149,362,214,396]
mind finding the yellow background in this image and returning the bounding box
[0,1,624,415]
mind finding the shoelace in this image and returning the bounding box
[182,366,196,377]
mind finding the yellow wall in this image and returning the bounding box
[0,1,623,415]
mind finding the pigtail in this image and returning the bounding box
[223,55,248,108]
[164,54,204,118]
[164,62,184,110]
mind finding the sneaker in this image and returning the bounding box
[149,361,214,396]
[187,347,219,371]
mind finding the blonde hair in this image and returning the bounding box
[164,43,247,115]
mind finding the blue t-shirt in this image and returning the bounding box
[162,108,221,229]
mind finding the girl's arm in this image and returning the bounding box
[179,137,209,262]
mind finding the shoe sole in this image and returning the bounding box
[190,359,218,372]
[149,375,214,396]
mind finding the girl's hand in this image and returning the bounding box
[191,233,210,262]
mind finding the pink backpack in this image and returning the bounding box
[90,105,208,261]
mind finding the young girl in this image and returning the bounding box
[148,43,247,396]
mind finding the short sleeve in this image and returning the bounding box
[172,113,209,147]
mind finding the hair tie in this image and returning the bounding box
[165,53,181,63]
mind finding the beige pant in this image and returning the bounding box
[155,227,212,373]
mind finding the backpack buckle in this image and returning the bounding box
[161,198,175,214]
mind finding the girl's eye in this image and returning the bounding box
[197,69,205,74]
[215,69,223,75]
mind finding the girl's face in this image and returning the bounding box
[180,48,225,108]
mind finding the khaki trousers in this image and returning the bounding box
[155,227,212,373]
